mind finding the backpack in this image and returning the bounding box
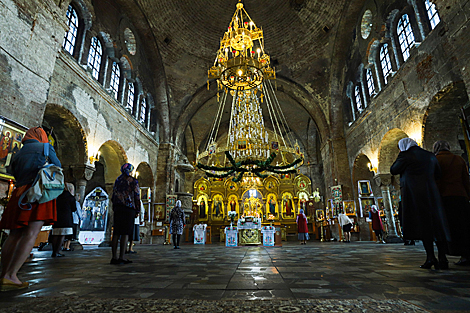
[18,143,65,210]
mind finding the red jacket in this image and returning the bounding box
[297,214,308,233]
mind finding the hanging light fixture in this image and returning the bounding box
[196,0,303,182]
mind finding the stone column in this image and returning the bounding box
[155,143,176,203]
[373,173,402,243]
[71,165,95,204]
[70,164,95,249]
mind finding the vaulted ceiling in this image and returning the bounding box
[113,0,361,161]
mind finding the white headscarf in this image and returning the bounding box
[398,138,418,152]
[175,200,181,207]
[370,204,378,213]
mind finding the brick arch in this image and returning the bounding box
[42,103,88,166]
[377,128,409,174]
[352,153,376,215]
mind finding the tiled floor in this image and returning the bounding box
[1,241,470,312]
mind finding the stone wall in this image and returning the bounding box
[343,1,470,192]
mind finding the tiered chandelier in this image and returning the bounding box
[196,1,303,182]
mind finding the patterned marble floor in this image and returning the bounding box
[0,241,469,312]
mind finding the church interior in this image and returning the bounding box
[1,0,470,311]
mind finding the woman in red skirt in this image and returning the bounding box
[0,127,61,291]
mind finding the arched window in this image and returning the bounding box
[110,62,120,100]
[366,68,375,97]
[63,5,79,55]
[140,97,147,125]
[397,14,416,62]
[425,0,440,30]
[380,44,393,84]
[87,37,102,80]
[355,85,363,112]
[127,83,134,111]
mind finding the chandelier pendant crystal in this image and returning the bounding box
[197,1,303,181]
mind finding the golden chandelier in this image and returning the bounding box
[207,1,275,91]
[197,1,303,181]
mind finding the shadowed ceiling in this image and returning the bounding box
[113,0,356,161]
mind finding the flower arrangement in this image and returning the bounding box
[228,211,237,225]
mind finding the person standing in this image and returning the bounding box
[50,183,76,257]
[127,200,145,254]
[170,200,185,249]
[296,209,309,244]
[0,127,61,291]
[433,140,470,266]
[63,193,83,251]
[369,205,386,244]
[110,163,140,264]
[338,212,353,243]
[391,138,451,270]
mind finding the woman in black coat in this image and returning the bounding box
[390,138,451,269]
[50,183,77,257]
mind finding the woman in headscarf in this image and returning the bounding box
[110,163,140,264]
[296,208,309,245]
[369,205,385,244]
[0,127,61,291]
[169,200,185,249]
[391,138,451,269]
[433,140,470,266]
[50,183,76,257]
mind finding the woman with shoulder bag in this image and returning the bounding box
[0,127,61,291]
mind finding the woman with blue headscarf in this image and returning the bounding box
[110,163,140,264]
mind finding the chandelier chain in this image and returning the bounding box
[267,80,296,149]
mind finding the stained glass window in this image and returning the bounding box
[397,14,416,62]
[355,85,363,112]
[110,62,120,100]
[63,5,78,55]
[140,97,147,125]
[425,0,440,30]
[366,68,375,96]
[127,83,135,111]
[87,37,102,80]
[380,44,393,84]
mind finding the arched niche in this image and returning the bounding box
[352,154,375,195]
[42,104,87,172]
[97,140,127,186]
[378,128,409,174]
[352,154,377,216]
[423,81,469,155]
[136,162,153,188]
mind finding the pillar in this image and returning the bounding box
[373,173,402,243]
[70,164,95,248]
[71,164,95,203]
